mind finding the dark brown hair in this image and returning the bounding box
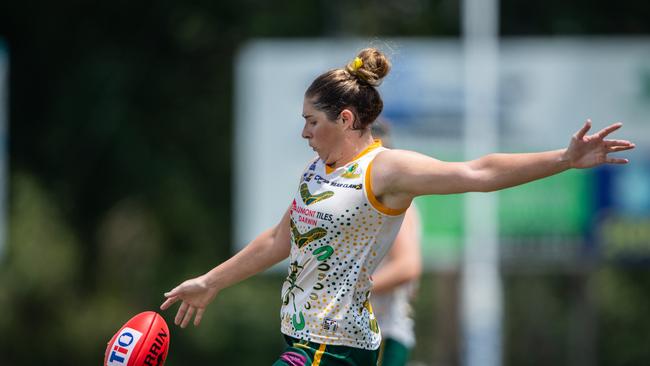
[305,48,391,130]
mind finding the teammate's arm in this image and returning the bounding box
[371,205,421,294]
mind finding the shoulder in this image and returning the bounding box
[371,149,434,176]
[372,149,406,167]
[370,148,451,203]
[368,149,423,202]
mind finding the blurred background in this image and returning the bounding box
[0,1,649,365]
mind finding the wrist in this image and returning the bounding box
[558,148,573,169]
[199,273,221,290]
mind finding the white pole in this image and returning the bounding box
[461,1,502,366]
[0,41,7,262]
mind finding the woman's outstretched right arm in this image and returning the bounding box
[160,206,292,328]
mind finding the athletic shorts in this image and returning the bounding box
[377,338,411,366]
[273,335,379,366]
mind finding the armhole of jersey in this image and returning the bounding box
[364,158,407,216]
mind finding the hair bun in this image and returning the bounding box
[345,48,391,87]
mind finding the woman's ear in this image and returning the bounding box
[339,109,355,130]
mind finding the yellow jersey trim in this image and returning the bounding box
[325,140,383,174]
[312,343,327,366]
[365,160,407,216]
[378,340,386,365]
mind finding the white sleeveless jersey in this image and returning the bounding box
[280,140,406,350]
[372,205,421,348]
[371,271,417,348]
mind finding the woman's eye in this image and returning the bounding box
[310,121,317,126]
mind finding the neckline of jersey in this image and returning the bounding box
[324,139,383,175]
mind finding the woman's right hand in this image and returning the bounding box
[160,275,219,328]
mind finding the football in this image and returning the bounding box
[104,311,170,366]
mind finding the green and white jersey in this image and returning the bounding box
[372,273,417,348]
[280,140,406,350]
[373,205,421,349]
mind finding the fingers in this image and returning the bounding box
[575,119,592,139]
[164,286,181,298]
[608,145,635,153]
[604,137,635,155]
[604,139,634,147]
[595,122,623,139]
[166,300,204,328]
[605,157,629,164]
[160,296,180,311]
[175,302,189,326]
[180,306,196,328]
[194,308,206,327]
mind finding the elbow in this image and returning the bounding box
[412,262,422,280]
[469,171,500,193]
[274,236,291,261]
[461,165,491,193]
[403,260,422,282]
[465,160,503,193]
[268,227,291,261]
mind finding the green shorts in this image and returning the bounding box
[273,335,379,366]
[377,338,411,366]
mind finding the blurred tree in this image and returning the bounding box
[501,0,650,35]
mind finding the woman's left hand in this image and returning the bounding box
[563,119,635,169]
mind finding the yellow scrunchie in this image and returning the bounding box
[351,57,363,71]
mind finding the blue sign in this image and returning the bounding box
[595,163,650,264]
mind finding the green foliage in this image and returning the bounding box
[504,273,573,366]
[595,268,650,365]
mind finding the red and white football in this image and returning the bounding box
[104,311,170,366]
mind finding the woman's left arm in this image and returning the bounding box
[372,120,635,209]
